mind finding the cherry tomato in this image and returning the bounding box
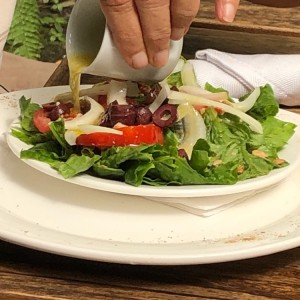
[76,124,164,147]
[33,109,51,133]
[76,132,125,147]
[119,124,164,145]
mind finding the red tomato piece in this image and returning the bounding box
[76,132,125,147]
[119,124,164,145]
[33,109,51,133]
[76,124,164,147]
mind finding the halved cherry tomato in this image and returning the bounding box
[33,109,51,133]
[76,124,164,147]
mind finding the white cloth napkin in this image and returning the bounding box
[145,185,275,217]
[189,49,300,106]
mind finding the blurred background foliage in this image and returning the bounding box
[5,0,75,62]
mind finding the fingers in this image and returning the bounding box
[134,0,171,68]
[99,0,148,69]
[215,0,240,23]
[100,0,200,69]
[170,0,200,41]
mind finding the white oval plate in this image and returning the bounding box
[1,86,300,265]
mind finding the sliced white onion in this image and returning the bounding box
[65,130,82,146]
[179,104,207,158]
[107,80,128,105]
[148,81,170,113]
[171,58,185,74]
[64,96,105,130]
[179,85,228,101]
[232,87,261,112]
[181,61,199,86]
[176,103,190,121]
[168,91,263,134]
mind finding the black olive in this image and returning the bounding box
[80,98,91,114]
[145,83,162,105]
[136,106,152,125]
[126,96,147,107]
[138,82,152,95]
[152,104,177,128]
[108,101,136,126]
[48,103,71,121]
[43,101,73,112]
[178,149,188,159]
[42,102,57,111]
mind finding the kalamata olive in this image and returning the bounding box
[152,104,177,128]
[48,103,71,121]
[42,101,73,112]
[42,102,57,111]
[136,106,152,125]
[145,83,162,105]
[80,98,91,114]
[126,96,146,107]
[108,101,136,126]
[138,82,152,95]
[178,149,188,159]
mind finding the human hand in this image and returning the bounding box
[215,0,240,23]
[99,0,240,69]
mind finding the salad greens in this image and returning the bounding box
[11,81,296,187]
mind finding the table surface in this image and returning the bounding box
[1,0,300,299]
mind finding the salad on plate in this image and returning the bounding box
[10,59,296,187]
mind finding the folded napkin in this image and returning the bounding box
[145,185,275,217]
[189,49,300,106]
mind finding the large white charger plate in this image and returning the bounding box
[1,86,300,265]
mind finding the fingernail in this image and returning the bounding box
[131,51,148,69]
[223,2,236,23]
[153,49,169,68]
[171,28,185,40]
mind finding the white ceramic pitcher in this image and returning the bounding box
[66,0,183,82]
[0,0,17,66]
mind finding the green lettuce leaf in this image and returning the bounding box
[19,96,41,132]
[58,154,101,179]
[11,127,52,145]
[167,71,183,88]
[247,84,279,120]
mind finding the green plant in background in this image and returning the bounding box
[6,0,43,60]
[40,0,68,43]
[6,0,73,61]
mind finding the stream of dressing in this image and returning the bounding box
[68,54,94,112]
